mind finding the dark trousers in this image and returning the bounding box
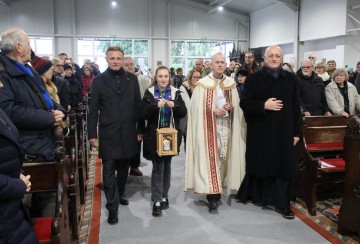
[129,141,141,168]
[151,156,172,202]
[102,159,130,211]
[206,193,221,201]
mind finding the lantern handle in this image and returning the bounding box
[157,109,175,129]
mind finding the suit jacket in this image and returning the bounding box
[87,67,142,160]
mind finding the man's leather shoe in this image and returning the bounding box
[208,199,218,213]
[129,167,143,176]
[275,208,295,220]
[107,210,118,225]
[152,201,162,217]
[160,198,169,210]
[120,195,129,205]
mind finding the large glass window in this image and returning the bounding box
[29,37,53,58]
[78,39,149,73]
[170,40,234,74]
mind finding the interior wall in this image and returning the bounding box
[299,0,347,41]
[249,2,296,48]
[0,0,248,69]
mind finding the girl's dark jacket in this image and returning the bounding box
[141,86,187,161]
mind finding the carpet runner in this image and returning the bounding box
[292,197,360,244]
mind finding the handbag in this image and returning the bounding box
[156,109,178,157]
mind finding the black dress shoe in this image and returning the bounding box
[120,195,129,205]
[129,167,143,176]
[152,202,162,217]
[107,210,118,225]
[275,208,295,220]
[160,198,169,210]
[208,199,218,213]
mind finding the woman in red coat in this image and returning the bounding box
[82,66,95,96]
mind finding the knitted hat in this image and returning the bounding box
[63,63,73,71]
[345,65,353,72]
[32,57,53,75]
[235,69,249,77]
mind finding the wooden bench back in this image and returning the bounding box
[338,116,360,235]
[22,125,70,243]
[303,116,352,144]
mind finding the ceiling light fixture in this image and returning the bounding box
[111,1,117,7]
[218,6,223,11]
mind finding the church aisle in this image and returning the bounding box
[97,146,329,244]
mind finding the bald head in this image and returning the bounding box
[264,45,283,70]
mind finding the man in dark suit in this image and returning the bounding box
[87,46,142,225]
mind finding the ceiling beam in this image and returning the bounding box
[347,12,360,25]
[0,0,9,6]
[206,0,233,14]
[275,0,298,11]
[166,0,248,22]
[209,0,220,7]
[352,4,360,10]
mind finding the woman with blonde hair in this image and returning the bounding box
[32,57,60,103]
[325,68,360,117]
[141,65,187,216]
[179,69,201,150]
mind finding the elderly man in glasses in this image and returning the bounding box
[327,59,337,78]
[296,59,332,116]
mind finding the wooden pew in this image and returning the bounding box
[23,126,70,243]
[293,115,352,216]
[338,116,360,236]
[76,98,89,204]
[64,110,81,240]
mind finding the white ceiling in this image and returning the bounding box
[186,0,298,15]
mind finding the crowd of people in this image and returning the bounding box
[1,26,360,243]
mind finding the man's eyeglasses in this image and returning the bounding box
[328,63,336,66]
[301,66,311,69]
[309,57,315,59]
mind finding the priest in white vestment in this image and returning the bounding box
[185,52,247,213]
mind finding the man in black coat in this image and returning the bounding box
[0,109,37,243]
[87,46,142,225]
[296,59,332,116]
[236,45,302,219]
[0,28,65,162]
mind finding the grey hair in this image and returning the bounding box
[123,56,134,61]
[211,52,225,62]
[301,59,314,67]
[331,68,349,81]
[0,28,25,54]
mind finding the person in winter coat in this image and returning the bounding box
[82,66,95,96]
[0,109,37,244]
[87,46,142,225]
[296,59,331,116]
[0,28,65,162]
[141,65,186,217]
[63,63,83,110]
[236,46,302,220]
[325,68,360,117]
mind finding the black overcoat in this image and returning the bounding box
[87,68,141,160]
[0,53,65,162]
[240,67,302,178]
[0,110,37,243]
[141,87,187,161]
